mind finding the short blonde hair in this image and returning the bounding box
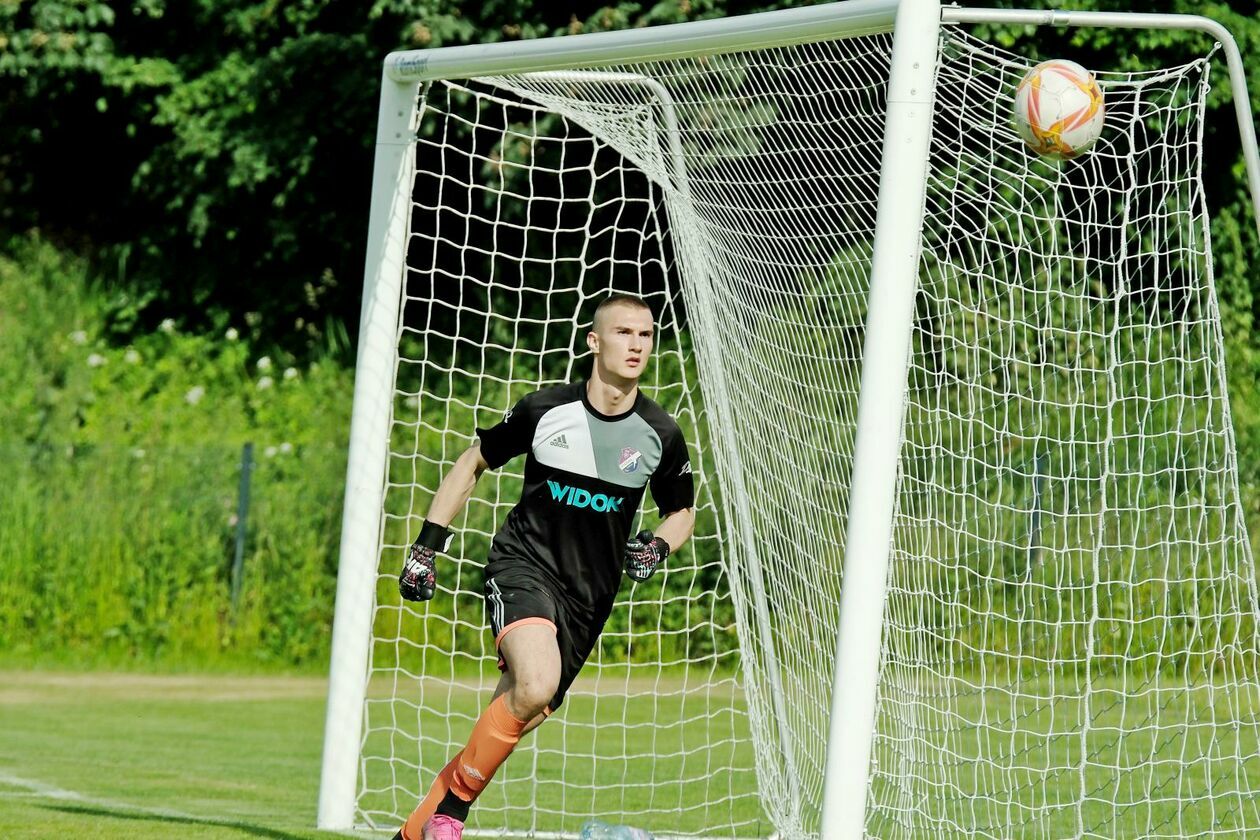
[592,293,652,330]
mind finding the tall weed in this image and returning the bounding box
[0,238,351,669]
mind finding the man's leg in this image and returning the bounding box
[446,623,560,802]
[492,670,549,735]
[397,623,560,839]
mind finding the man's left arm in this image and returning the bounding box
[654,507,695,552]
[623,506,694,583]
[625,426,696,581]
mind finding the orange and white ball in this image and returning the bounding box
[1013,59,1105,160]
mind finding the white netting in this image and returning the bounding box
[359,78,761,838]
[359,32,895,838]
[870,30,1260,840]
[353,22,1260,840]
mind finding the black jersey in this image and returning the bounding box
[475,381,694,607]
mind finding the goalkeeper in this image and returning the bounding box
[391,293,696,840]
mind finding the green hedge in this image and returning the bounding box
[0,238,351,669]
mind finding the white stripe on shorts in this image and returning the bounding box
[488,578,505,634]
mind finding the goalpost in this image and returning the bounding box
[320,1,1260,837]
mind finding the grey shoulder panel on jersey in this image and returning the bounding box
[585,412,663,488]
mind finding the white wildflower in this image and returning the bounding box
[225,327,239,341]
[124,349,141,364]
[256,376,274,390]
[279,442,293,455]
[185,386,206,405]
[256,356,272,371]
[283,366,298,381]
[131,448,146,459]
[159,318,176,334]
[87,353,106,367]
[69,330,88,345]
[264,445,278,458]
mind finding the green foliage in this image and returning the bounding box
[0,0,821,352]
[969,0,1260,401]
[4,0,1260,678]
[0,236,352,669]
[5,0,1259,363]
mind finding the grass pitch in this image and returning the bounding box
[4,670,1259,839]
[0,670,768,839]
[0,672,331,839]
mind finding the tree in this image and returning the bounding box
[2,0,1258,381]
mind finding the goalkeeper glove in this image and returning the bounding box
[624,530,669,582]
[400,520,452,602]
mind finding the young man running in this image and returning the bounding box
[392,293,696,840]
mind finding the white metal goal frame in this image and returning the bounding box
[319,0,1260,837]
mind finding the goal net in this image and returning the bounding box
[872,31,1260,839]
[330,9,1260,840]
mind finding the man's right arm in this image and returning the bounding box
[399,442,490,602]
[402,392,537,601]
[425,442,490,527]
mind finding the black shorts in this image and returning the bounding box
[483,563,614,712]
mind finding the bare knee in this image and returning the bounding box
[504,673,557,720]
[497,623,561,720]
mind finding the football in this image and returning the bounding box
[1013,59,1105,160]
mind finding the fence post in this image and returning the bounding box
[231,442,254,616]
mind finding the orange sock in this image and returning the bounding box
[401,752,461,840]
[401,696,529,838]
[448,695,529,800]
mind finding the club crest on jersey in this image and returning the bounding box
[619,447,642,473]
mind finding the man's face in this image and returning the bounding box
[589,303,654,383]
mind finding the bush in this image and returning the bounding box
[0,236,352,669]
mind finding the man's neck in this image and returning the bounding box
[586,371,638,416]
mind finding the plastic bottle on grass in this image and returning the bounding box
[579,819,654,840]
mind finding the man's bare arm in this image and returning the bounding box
[654,507,695,552]
[399,442,489,601]
[424,443,490,526]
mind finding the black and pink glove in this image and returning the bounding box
[400,521,452,601]
[624,530,669,582]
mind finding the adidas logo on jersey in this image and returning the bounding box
[547,480,623,513]
[548,433,569,449]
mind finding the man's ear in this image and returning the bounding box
[587,330,599,355]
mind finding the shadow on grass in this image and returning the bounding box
[40,802,322,838]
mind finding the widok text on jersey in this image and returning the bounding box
[546,481,624,512]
